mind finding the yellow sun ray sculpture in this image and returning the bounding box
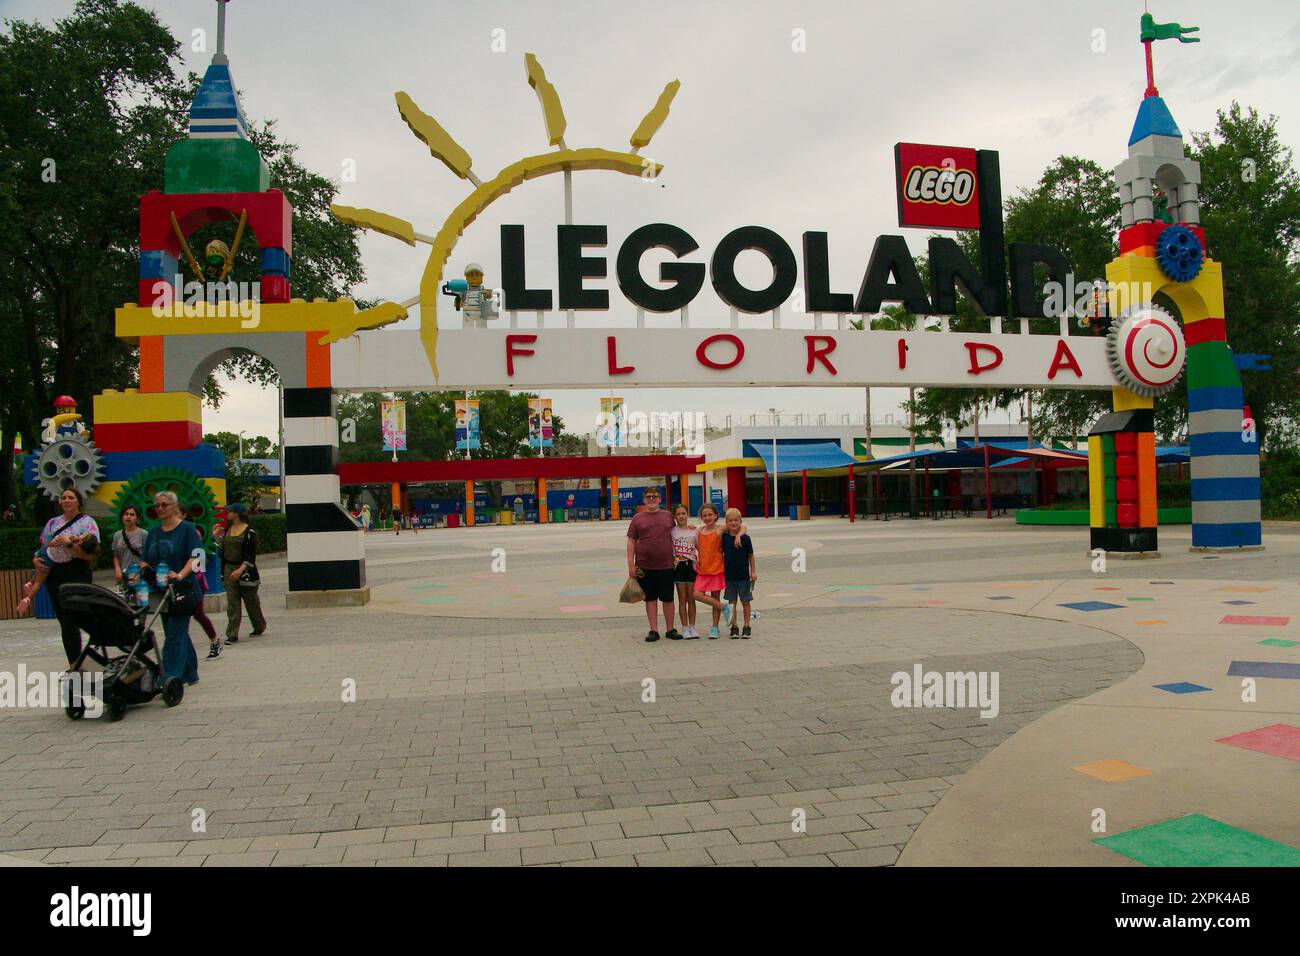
[324,54,679,381]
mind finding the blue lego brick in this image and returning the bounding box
[260,247,291,277]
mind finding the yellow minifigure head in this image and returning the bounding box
[464,262,484,287]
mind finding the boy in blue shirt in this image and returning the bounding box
[721,508,756,639]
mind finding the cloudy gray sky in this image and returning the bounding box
[13,0,1300,444]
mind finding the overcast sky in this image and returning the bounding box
[13,0,1300,444]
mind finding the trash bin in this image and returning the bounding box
[553,509,566,523]
[499,510,513,525]
[788,504,799,521]
[446,512,460,528]
[797,505,811,521]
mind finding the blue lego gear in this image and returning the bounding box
[1155,224,1203,282]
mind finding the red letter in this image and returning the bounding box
[696,333,745,370]
[897,338,907,370]
[1046,338,1083,379]
[506,334,537,377]
[965,342,1003,375]
[804,335,838,375]
[607,336,635,375]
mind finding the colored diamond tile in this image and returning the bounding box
[832,584,876,591]
[1127,597,1154,602]
[987,596,1014,601]
[1227,661,1300,680]
[1153,682,1211,694]
[558,604,606,613]
[919,599,947,606]
[1149,581,1175,585]
[1073,758,1152,783]
[1137,620,1167,625]
[1095,814,1300,866]
[1221,600,1255,606]
[1215,724,1300,762]
[1218,585,1274,593]
[1094,587,1122,591]
[1059,601,1126,612]
[1258,639,1299,648]
[558,587,598,596]
[1221,615,1290,626]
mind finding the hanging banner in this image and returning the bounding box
[598,396,626,448]
[528,397,553,449]
[381,399,407,452]
[455,398,480,450]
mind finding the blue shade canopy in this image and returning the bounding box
[747,441,857,474]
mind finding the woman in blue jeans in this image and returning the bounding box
[139,491,203,686]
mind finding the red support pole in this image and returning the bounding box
[848,465,855,524]
[1143,40,1158,98]
[983,443,992,519]
[801,469,807,507]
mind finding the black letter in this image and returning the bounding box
[710,226,798,313]
[802,232,853,313]
[855,235,932,314]
[1009,242,1072,319]
[928,237,1000,316]
[616,223,705,312]
[500,225,553,311]
[557,224,608,310]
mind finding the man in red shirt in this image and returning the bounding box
[626,486,679,642]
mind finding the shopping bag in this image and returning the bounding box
[618,575,644,604]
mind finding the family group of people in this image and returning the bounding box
[15,488,267,686]
[626,486,757,641]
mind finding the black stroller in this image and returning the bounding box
[57,582,185,721]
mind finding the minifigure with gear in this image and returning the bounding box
[441,262,498,328]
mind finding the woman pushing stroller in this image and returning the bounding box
[136,490,204,687]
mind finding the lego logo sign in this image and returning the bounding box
[895,143,981,231]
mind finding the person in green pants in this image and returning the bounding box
[219,503,266,645]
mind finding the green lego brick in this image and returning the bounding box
[165,138,270,194]
[1186,342,1242,390]
[1104,476,1117,502]
[1104,502,1117,524]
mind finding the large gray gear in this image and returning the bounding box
[1107,304,1186,398]
[33,436,105,500]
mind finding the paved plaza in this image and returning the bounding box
[1,517,1297,867]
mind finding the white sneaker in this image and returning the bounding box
[684,626,699,639]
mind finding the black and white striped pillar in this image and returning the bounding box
[282,387,367,600]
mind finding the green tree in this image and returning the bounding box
[0,0,369,519]
[1188,103,1300,450]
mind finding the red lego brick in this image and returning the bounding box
[1114,432,1137,452]
[1116,477,1138,501]
[94,420,202,452]
[259,274,290,303]
[140,190,293,259]
[1117,502,1139,528]
[1119,221,1206,255]
[1115,453,1137,477]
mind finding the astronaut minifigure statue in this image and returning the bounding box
[442,262,498,329]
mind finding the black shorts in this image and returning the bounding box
[637,567,676,603]
[673,561,696,584]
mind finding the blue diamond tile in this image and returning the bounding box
[1222,600,1255,606]
[1153,682,1211,694]
[1059,601,1126,612]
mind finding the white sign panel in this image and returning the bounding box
[329,329,1117,392]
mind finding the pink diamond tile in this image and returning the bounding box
[1221,615,1290,627]
[1215,724,1300,762]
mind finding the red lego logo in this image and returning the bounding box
[895,143,981,231]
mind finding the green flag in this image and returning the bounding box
[1141,12,1200,43]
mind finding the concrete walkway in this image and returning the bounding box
[0,517,1294,866]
